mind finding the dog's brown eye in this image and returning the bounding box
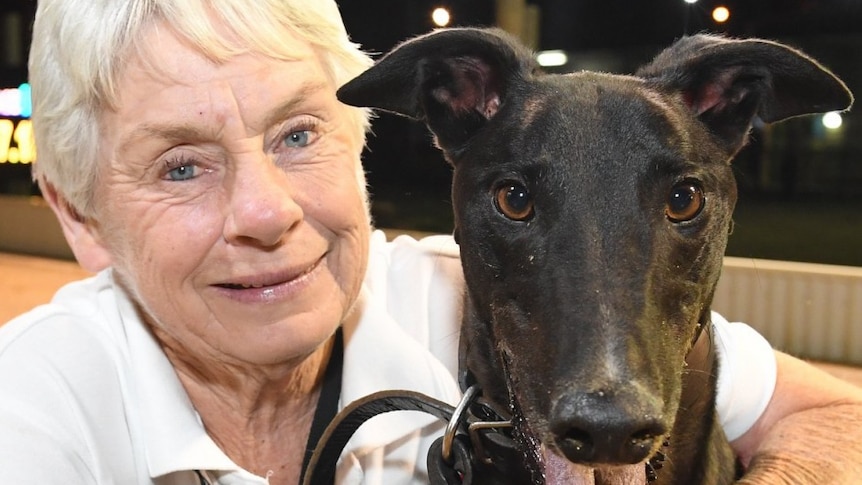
[666,182,705,223]
[495,182,534,221]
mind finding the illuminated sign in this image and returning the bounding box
[0,84,35,164]
[0,83,30,118]
[0,119,34,164]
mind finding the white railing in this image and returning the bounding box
[713,257,862,365]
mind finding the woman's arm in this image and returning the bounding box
[733,351,862,484]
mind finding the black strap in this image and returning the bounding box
[298,328,344,485]
[301,390,457,485]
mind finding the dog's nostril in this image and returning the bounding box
[565,428,591,449]
[558,427,595,462]
[628,427,662,457]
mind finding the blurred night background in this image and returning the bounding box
[1,0,861,265]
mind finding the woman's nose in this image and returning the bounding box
[223,157,303,248]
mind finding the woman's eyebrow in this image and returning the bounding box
[260,80,331,129]
[117,80,331,152]
[120,124,214,153]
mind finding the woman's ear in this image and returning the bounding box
[39,180,112,273]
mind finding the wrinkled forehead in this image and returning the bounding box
[135,18,303,75]
[105,23,321,129]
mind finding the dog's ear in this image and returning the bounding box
[636,34,853,155]
[337,28,538,154]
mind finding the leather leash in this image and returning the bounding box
[301,385,528,485]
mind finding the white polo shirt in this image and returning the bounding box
[0,230,774,483]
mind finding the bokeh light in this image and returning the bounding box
[823,111,843,129]
[431,7,450,27]
[712,6,730,23]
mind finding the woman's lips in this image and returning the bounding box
[213,256,324,303]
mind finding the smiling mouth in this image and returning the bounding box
[216,256,324,291]
[218,282,274,290]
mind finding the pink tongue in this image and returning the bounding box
[542,449,648,485]
[543,450,594,485]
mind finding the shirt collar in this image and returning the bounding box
[113,275,240,478]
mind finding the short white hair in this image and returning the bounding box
[29,0,373,217]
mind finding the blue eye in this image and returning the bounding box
[283,130,311,148]
[165,164,197,181]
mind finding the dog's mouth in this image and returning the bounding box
[508,397,653,485]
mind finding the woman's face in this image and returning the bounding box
[90,22,370,366]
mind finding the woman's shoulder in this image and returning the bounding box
[0,270,141,480]
[366,230,465,322]
[367,229,463,284]
[0,270,126,381]
[363,230,464,378]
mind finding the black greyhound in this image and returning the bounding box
[337,29,852,484]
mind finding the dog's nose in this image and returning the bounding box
[549,389,667,465]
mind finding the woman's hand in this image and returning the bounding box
[733,351,862,484]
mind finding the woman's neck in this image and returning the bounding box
[168,334,336,485]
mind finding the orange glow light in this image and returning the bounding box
[713,6,730,23]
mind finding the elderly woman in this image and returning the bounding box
[1,0,861,484]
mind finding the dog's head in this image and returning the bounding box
[339,29,851,480]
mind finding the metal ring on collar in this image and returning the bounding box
[441,384,480,463]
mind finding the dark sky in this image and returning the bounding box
[537,0,862,49]
[338,0,862,52]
